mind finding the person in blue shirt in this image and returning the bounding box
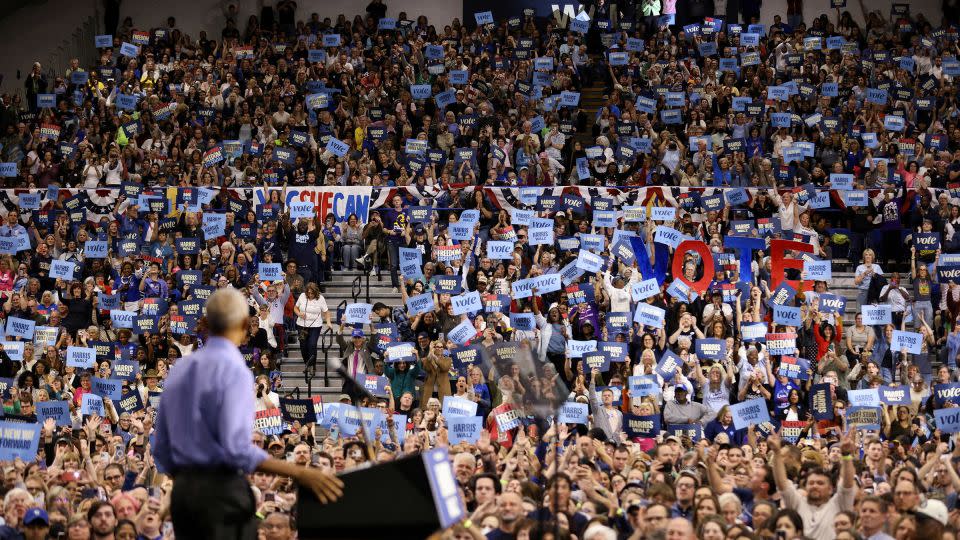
[704,405,747,445]
[111,260,142,312]
[153,288,342,539]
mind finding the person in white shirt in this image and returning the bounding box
[294,282,332,376]
[879,272,912,325]
[602,271,632,314]
[768,429,857,540]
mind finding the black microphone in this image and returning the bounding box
[334,363,377,403]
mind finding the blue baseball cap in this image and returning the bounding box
[24,508,48,526]
[351,329,365,338]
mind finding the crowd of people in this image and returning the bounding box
[4,0,960,538]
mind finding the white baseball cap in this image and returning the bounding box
[916,499,949,526]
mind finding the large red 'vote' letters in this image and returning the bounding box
[671,240,714,294]
[769,239,814,292]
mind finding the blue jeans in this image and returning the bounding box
[914,301,934,329]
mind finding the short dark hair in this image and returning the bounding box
[470,473,501,495]
[86,501,114,523]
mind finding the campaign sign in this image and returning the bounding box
[848,388,881,407]
[938,264,960,283]
[410,84,432,100]
[279,398,320,424]
[1,342,23,361]
[892,330,923,354]
[448,319,477,345]
[773,305,801,327]
[34,326,57,347]
[778,356,810,380]
[17,192,40,211]
[809,383,834,421]
[804,259,831,281]
[862,304,892,325]
[583,352,610,373]
[112,360,139,381]
[80,393,104,416]
[765,333,796,356]
[655,350,682,381]
[654,226,682,248]
[406,293,435,316]
[91,377,122,401]
[289,201,316,219]
[742,322,767,342]
[115,392,143,414]
[934,383,960,406]
[847,406,882,431]
[448,416,483,444]
[818,293,847,314]
[664,424,702,443]
[600,342,628,363]
[325,137,350,157]
[767,282,797,307]
[915,232,940,255]
[695,338,726,360]
[258,263,283,282]
[344,303,372,325]
[450,346,481,374]
[730,398,770,430]
[879,385,911,405]
[49,259,76,280]
[935,408,960,433]
[631,278,660,302]
[628,375,661,397]
[6,317,35,339]
[110,310,135,329]
[558,402,589,424]
[66,346,96,368]
[357,375,389,399]
[780,420,807,443]
[566,340,596,359]
[322,33,341,47]
[174,238,200,255]
[635,303,665,328]
[0,421,41,461]
[254,408,285,436]
[575,250,604,274]
[623,414,661,438]
[451,292,482,316]
[35,400,70,426]
[474,10,494,25]
[442,396,478,418]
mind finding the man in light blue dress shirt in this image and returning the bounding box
[154,287,342,539]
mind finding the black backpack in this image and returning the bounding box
[866,273,888,305]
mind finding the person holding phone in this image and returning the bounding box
[153,288,342,540]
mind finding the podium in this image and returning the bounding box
[297,448,464,539]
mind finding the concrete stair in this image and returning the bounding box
[576,81,607,147]
[277,269,403,403]
[274,266,886,402]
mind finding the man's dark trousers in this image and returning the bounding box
[171,468,257,539]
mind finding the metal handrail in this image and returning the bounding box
[351,274,362,302]
[318,325,334,387]
[364,271,371,303]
